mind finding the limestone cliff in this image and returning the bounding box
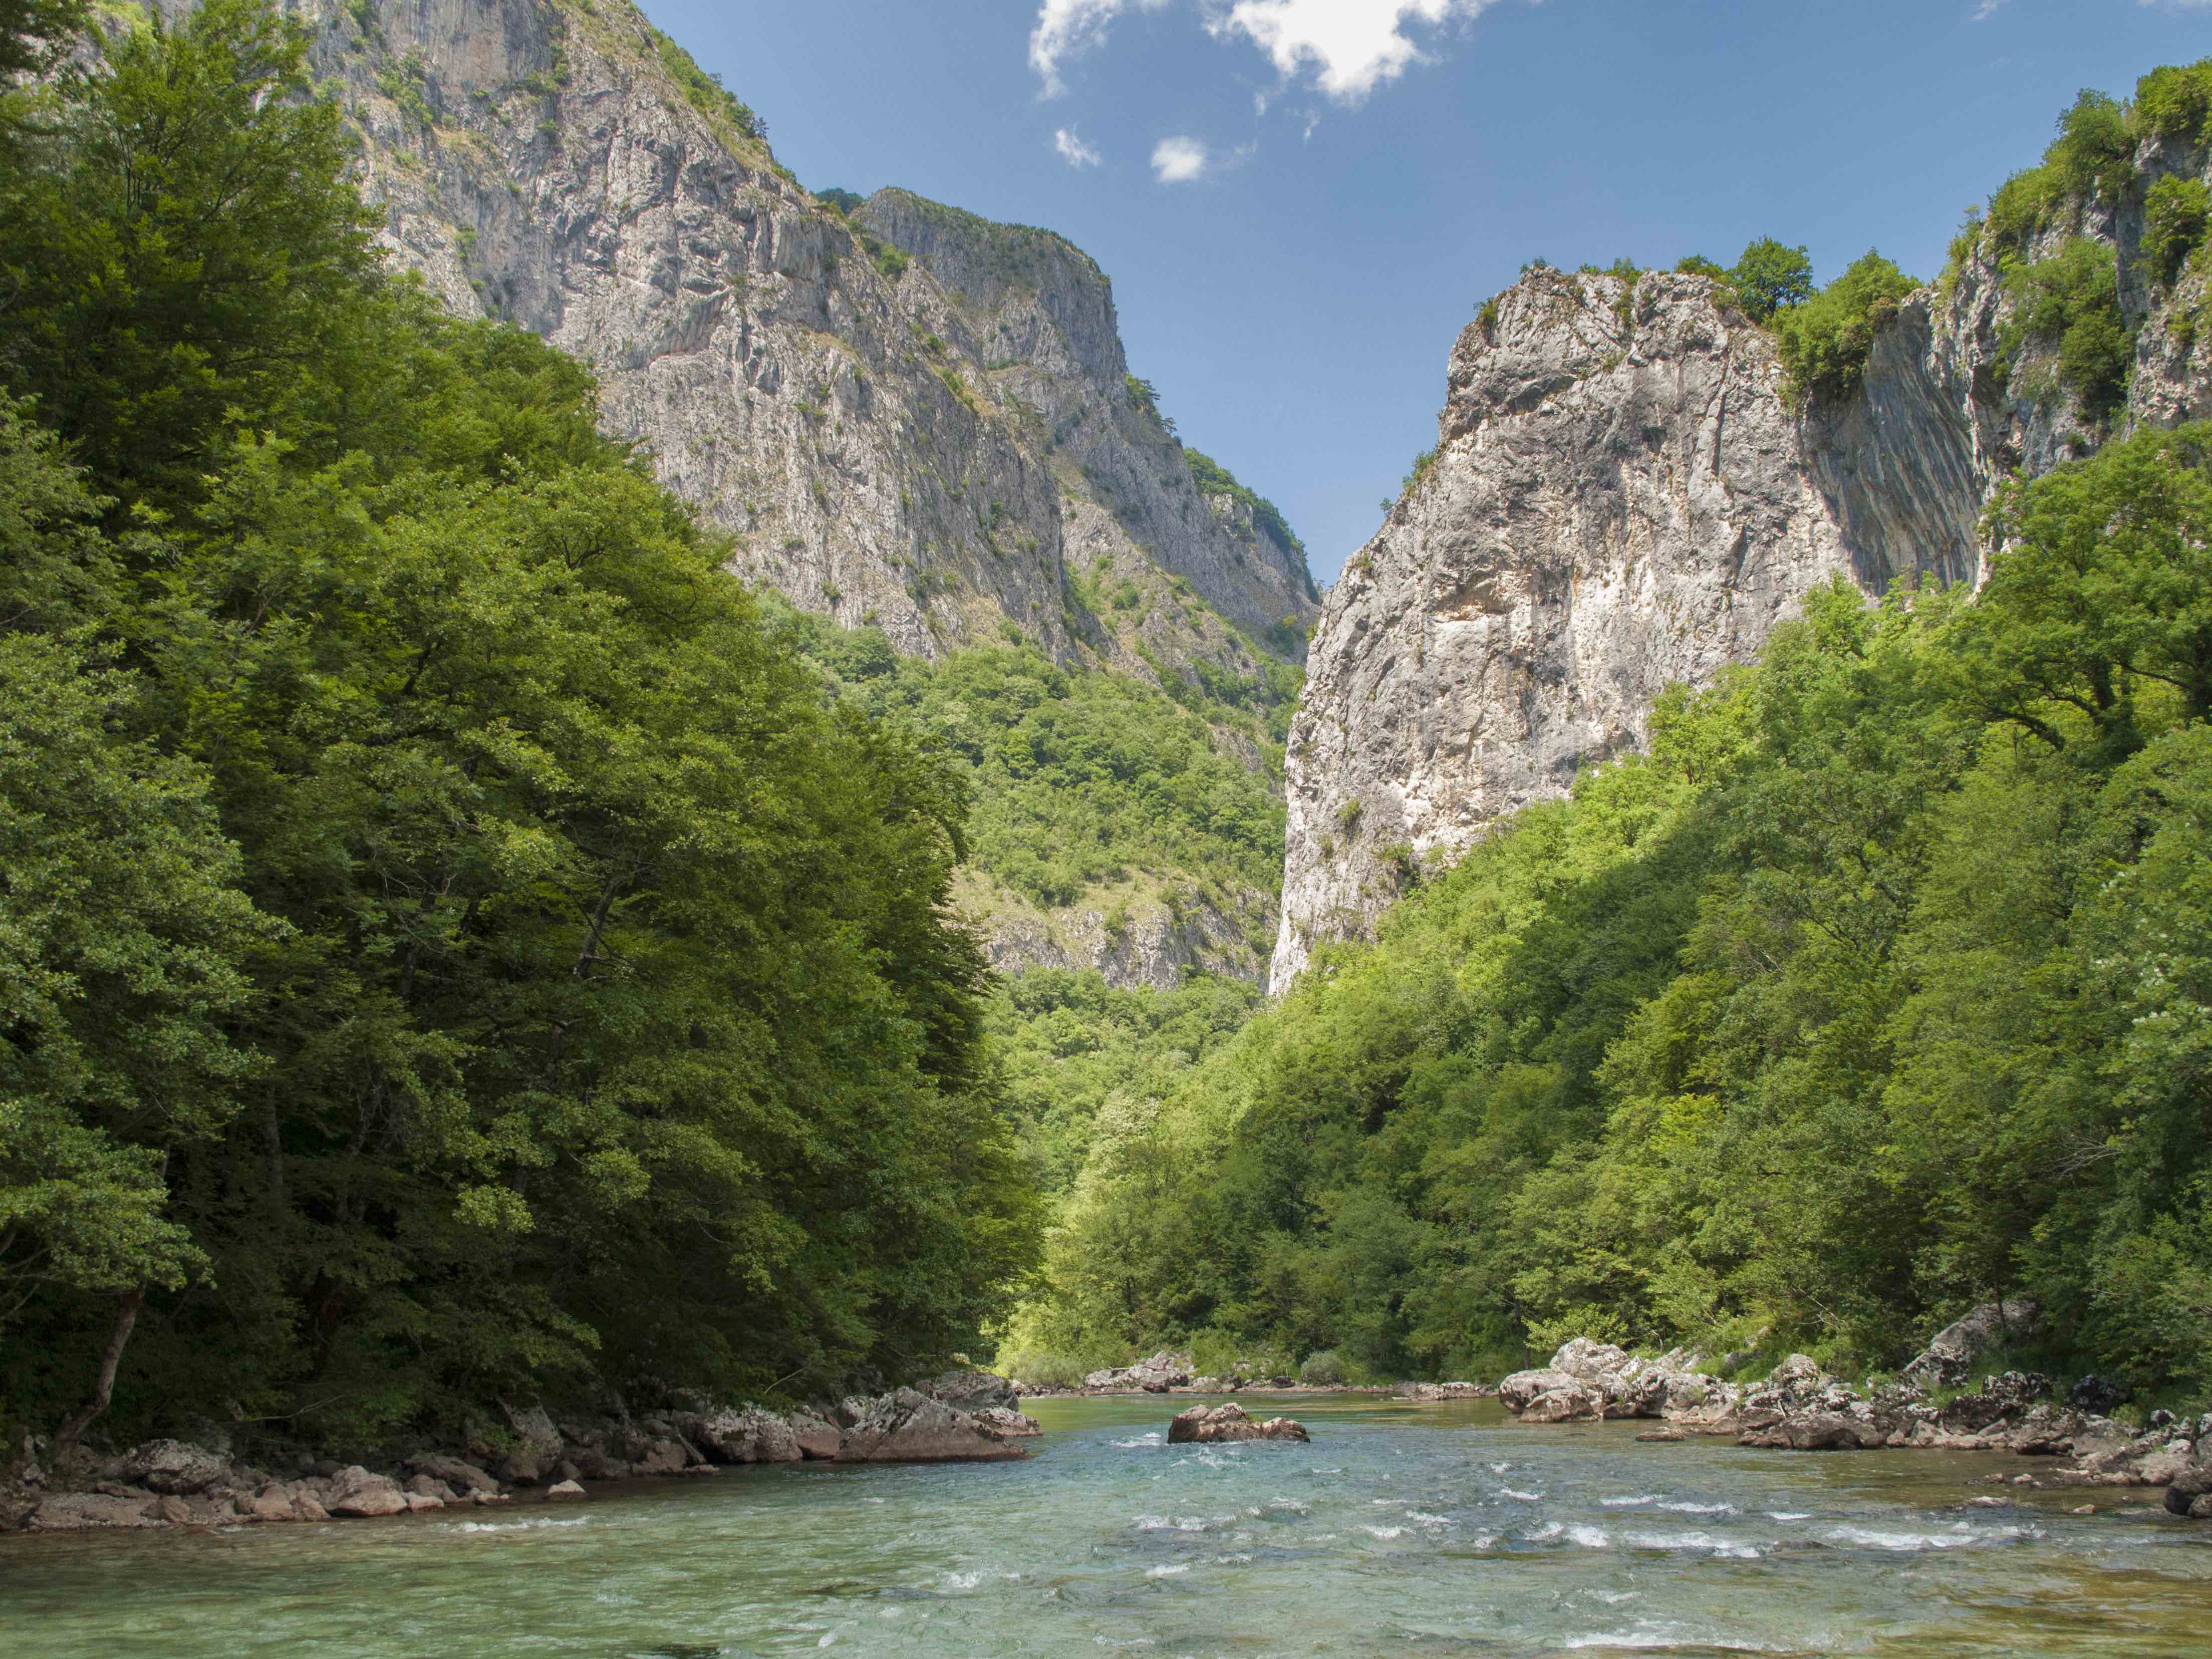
[1271,138,2212,994]
[286,0,1314,986]
[307,0,1312,675]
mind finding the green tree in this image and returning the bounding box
[1727,237,1813,323]
[0,0,381,520]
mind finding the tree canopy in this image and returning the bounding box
[0,0,1035,1451]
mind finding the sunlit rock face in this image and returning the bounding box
[1272,173,2212,993]
[301,0,1315,669]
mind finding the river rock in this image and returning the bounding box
[1738,1412,1886,1452]
[1900,1301,2041,1386]
[1498,1368,1583,1412]
[1521,1386,1604,1424]
[324,1466,408,1518]
[405,1453,499,1495]
[1167,1403,1310,1444]
[499,1452,545,1486]
[30,1492,160,1530]
[2068,1375,2131,1415]
[2166,1459,2212,1518]
[789,1413,843,1460]
[114,1439,230,1495]
[545,1480,586,1500]
[919,1367,1020,1414]
[405,1475,457,1501]
[836,1388,1030,1462]
[681,1406,801,1465]
[402,1491,446,1512]
[501,1402,563,1460]
[1401,1381,1492,1401]
[28,1492,164,1530]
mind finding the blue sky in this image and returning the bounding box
[640,1,2212,585]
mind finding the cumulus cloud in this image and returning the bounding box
[1152,135,1210,182]
[1211,1,1498,103]
[1055,127,1103,166]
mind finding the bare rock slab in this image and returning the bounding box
[1167,1404,1310,1444]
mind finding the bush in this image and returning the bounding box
[1774,250,1920,407]
[2000,238,2132,426]
[2140,174,2209,290]
[1299,1350,1346,1386]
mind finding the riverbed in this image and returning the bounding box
[4,1394,2208,1655]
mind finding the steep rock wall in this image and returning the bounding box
[1272,145,2212,992]
[286,0,1315,987]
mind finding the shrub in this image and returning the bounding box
[1773,250,1919,407]
[1728,237,1813,323]
[2000,238,2132,426]
[2140,174,2210,290]
[1299,1349,1345,1386]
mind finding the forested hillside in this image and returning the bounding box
[0,0,1035,1450]
[1006,425,2212,1400]
[1006,68,2212,1404]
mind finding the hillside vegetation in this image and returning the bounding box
[0,0,1034,1450]
[1004,416,2212,1405]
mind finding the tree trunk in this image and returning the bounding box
[54,1287,144,1461]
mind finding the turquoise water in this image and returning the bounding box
[4,1394,2209,1655]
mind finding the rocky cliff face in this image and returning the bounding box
[287,0,1314,986]
[1272,140,2212,994]
[308,0,1312,676]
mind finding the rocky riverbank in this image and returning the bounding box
[1494,1318,2212,1522]
[1,1371,1038,1536]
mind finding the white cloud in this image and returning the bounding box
[1031,0,1171,97]
[1055,126,1104,165]
[1970,0,2008,18]
[1212,1,1498,103]
[1030,1,1505,105]
[1152,135,1211,182]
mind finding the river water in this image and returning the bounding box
[4,1394,2208,1655]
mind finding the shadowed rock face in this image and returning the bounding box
[1272,140,2212,992]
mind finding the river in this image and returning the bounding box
[4,1394,2208,1655]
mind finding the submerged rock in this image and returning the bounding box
[1166,1404,1310,1444]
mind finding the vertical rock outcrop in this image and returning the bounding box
[303,0,1314,674]
[1272,132,2212,992]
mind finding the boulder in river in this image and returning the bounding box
[1520,1386,1603,1424]
[1498,1368,1584,1411]
[2166,1459,2212,1519]
[837,1387,1032,1461]
[404,1453,499,1495]
[324,1466,409,1518]
[1166,1403,1310,1444]
[681,1405,802,1465]
[919,1367,1020,1414]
